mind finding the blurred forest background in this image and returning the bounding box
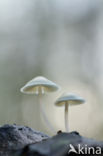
[0,0,103,139]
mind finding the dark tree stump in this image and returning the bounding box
[0,124,103,156]
[17,131,103,156]
[0,124,49,156]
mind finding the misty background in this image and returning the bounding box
[0,0,103,139]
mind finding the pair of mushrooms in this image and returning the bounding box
[20,76,85,132]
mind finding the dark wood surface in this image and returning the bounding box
[0,124,48,156]
[0,125,103,156]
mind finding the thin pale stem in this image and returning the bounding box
[37,87,55,133]
[65,102,69,132]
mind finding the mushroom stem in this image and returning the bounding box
[38,88,55,133]
[65,102,69,132]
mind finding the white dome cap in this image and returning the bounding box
[20,76,60,94]
[55,93,85,106]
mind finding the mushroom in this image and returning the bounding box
[55,93,85,132]
[20,76,60,132]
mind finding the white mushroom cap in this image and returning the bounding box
[20,76,60,94]
[55,93,85,107]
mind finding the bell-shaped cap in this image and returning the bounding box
[20,76,60,94]
[55,93,85,107]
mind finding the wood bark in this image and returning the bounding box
[0,125,103,156]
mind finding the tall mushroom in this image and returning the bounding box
[20,76,60,132]
[55,93,85,132]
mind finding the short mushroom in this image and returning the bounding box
[55,93,85,132]
[20,76,60,132]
